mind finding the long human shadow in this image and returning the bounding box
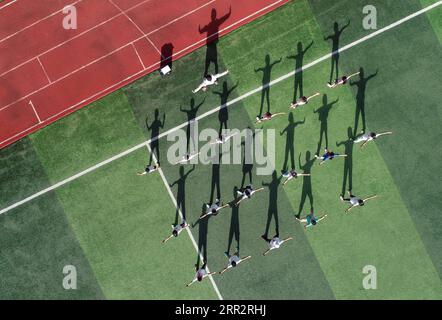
[169,165,195,225]
[350,67,378,136]
[262,171,282,238]
[160,42,174,71]
[287,41,313,100]
[209,147,221,204]
[314,94,339,155]
[180,98,205,152]
[280,113,305,172]
[240,129,255,189]
[227,187,240,254]
[297,151,315,217]
[193,203,209,266]
[146,108,165,165]
[324,20,350,83]
[254,54,282,116]
[199,7,231,75]
[213,81,238,135]
[336,127,354,195]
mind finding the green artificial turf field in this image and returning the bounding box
[1,0,441,299]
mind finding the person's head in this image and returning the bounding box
[297,41,303,52]
[211,208,217,214]
[342,76,347,81]
[288,112,294,123]
[172,229,179,237]
[358,199,364,206]
[211,8,217,21]
[204,74,212,81]
[302,96,307,102]
[311,218,317,225]
[197,273,203,282]
[370,132,376,138]
[231,260,237,268]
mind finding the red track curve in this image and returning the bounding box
[0,0,288,149]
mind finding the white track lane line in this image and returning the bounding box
[0,0,83,44]
[146,144,223,300]
[0,2,441,215]
[0,0,17,10]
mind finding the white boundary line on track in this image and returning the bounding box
[107,0,162,56]
[0,0,83,44]
[1,2,441,215]
[0,0,17,10]
[0,0,258,110]
[37,57,52,84]
[146,144,224,300]
[0,0,154,78]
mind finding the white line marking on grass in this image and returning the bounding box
[1,2,441,215]
[146,144,223,300]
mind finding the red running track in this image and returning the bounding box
[0,0,288,149]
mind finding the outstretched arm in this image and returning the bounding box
[228,81,239,95]
[218,6,232,25]
[263,248,271,256]
[219,266,230,274]
[196,97,206,110]
[363,195,378,203]
[376,131,393,138]
[304,40,314,54]
[340,20,351,33]
[161,113,166,128]
[162,234,174,243]
[271,57,283,67]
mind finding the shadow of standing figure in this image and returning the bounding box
[324,21,350,83]
[169,165,195,225]
[314,95,339,155]
[287,41,313,101]
[254,54,282,116]
[146,108,165,165]
[180,98,205,153]
[240,129,255,189]
[227,187,240,254]
[336,127,355,195]
[350,67,378,136]
[160,42,174,70]
[213,81,238,135]
[280,113,305,172]
[209,147,221,205]
[199,7,232,75]
[297,151,315,217]
[262,171,281,238]
[192,203,210,266]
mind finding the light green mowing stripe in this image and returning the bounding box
[30,91,147,182]
[220,0,442,298]
[53,148,217,299]
[29,90,217,299]
[421,0,442,42]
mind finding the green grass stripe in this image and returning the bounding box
[421,0,442,42]
[219,0,441,298]
[53,148,217,299]
[29,91,147,182]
